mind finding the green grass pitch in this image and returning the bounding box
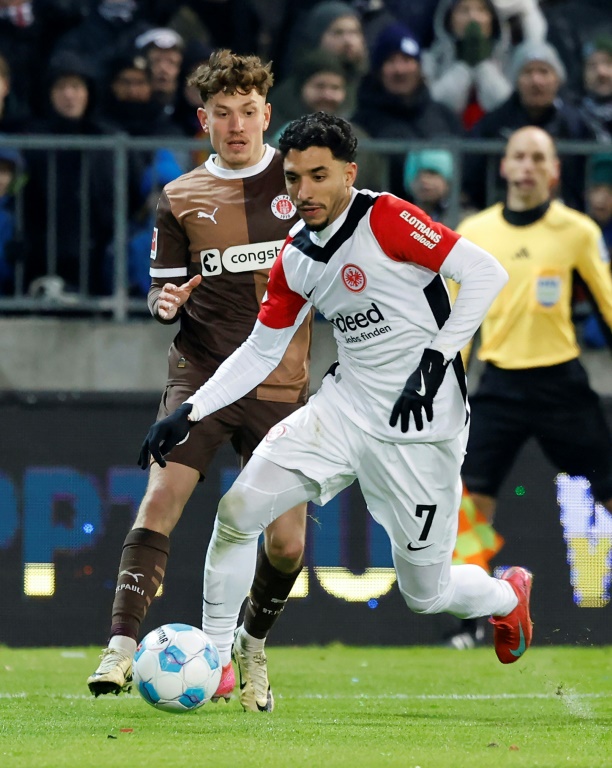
[1,645,610,768]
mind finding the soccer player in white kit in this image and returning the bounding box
[139,112,534,711]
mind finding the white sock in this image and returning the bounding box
[395,557,518,619]
[446,565,518,618]
[108,635,137,657]
[202,520,260,667]
[238,625,265,653]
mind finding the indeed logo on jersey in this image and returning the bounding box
[330,302,392,344]
[399,211,442,249]
[199,240,284,276]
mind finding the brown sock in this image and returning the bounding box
[243,546,303,640]
[109,527,170,642]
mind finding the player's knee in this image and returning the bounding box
[265,536,304,567]
[217,485,250,531]
[135,487,182,534]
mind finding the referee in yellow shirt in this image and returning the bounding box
[458,126,612,523]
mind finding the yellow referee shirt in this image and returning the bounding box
[456,201,612,369]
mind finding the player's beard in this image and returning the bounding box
[304,218,330,232]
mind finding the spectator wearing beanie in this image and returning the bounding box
[579,35,612,141]
[268,49,349,136]
[353,22,461,197]
[287,1,369,118]
[463,40,597,211]
[404,149,455,221]
[270,50,385,191]
[422,0,513,130]
[22,51,115,296]
[135,28,185,114]
[101,51,185,220]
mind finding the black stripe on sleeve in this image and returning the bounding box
[423,275,468,414]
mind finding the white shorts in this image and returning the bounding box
[253,382,467,566]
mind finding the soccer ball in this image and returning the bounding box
[133,623,222,713]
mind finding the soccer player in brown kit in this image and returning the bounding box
[87,50,311,712]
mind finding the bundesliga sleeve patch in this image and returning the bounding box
[150,227,158,260]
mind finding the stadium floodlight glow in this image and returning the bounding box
[288,569,308,598]
[314,566,396,601]
[556,473,612,607]
[24,563,55,596]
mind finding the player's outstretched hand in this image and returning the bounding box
[138,403,193,469]
[158,275,202,320]
[389,349,449,432]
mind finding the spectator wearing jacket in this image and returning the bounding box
[579,35,612,141]
[353,22,462,197]
[290,1,369,118]
[101,51,184,242]
[422,0,514,130]
[22,52,115,295]
[544,0,612,96]
[135,27,184,118]
[464,40,597,211]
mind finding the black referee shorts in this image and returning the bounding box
[462,359,612,503]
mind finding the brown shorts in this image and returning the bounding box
[157,346,305,477]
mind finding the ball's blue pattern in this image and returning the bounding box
[133,624,222,714]
[159,645,186,672]
[139,680,161,704]
[178,688,207,708]
[203,644,220,670]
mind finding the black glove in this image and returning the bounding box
[389,349,450,433]
[138,403,193,469]
[456,21,493,67]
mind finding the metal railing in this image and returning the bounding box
[0,135,605,320]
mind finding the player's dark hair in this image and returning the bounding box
[187,49,274,103]
[278,112,358,163]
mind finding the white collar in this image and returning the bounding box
[204,144,275,179]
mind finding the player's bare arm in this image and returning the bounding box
[156,275,202,320]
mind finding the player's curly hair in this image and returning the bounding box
[278,112,358,163]
[187,49,274,103]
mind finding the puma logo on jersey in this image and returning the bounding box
[197,207,218,224]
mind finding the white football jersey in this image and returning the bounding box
[260,189,469,442]
[188,188,508,444]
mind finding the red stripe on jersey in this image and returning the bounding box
[370,194,459,271]
[258,241,307,329]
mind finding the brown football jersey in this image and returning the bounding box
[148,146,310,403]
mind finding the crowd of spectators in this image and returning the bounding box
[0,0,610,298]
